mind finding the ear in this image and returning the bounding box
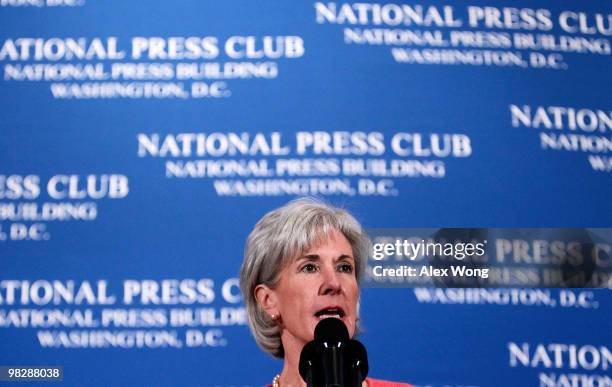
[254,284,278,317]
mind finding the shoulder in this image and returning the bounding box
[366,377,412,387]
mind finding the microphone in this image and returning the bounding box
[299,318,369,387]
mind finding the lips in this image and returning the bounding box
[314,306,345,320]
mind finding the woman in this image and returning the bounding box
[240,197,411,386]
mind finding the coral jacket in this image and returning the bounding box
[266,378,412,386]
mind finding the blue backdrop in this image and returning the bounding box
[1,1,610,386]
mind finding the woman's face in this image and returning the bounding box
[273,229,359,348]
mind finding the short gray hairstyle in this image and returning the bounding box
[239,197,370,358]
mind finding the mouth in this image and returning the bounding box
[314,306,345,320]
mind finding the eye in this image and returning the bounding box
[338,262,353,273]
[301,263,318,273]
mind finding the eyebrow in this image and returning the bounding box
[298,254,354,262]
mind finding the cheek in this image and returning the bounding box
[284,289,315,323]
[347,282,359,309]
[346,283,359,334]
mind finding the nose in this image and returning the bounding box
[319,265,342,296]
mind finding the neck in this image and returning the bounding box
[278,333,307,387]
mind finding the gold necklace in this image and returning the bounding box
[272,374,280,387]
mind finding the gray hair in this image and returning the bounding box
[239,197,370,358]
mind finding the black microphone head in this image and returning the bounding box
[314,317,349,342]
[298,340,318,383]
[347,340,369,379]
